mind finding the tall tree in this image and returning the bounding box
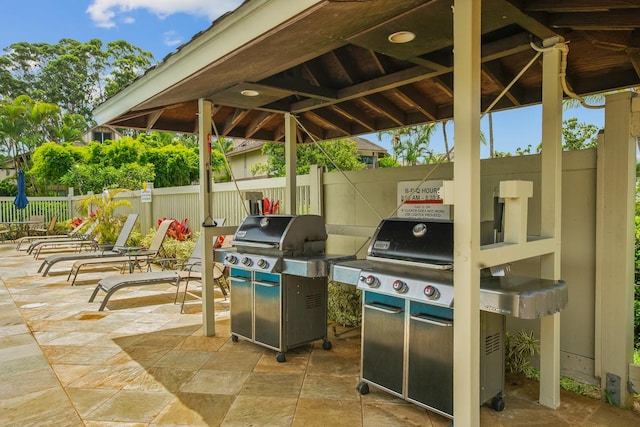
[252,139,365,177]
[0,39,153,122]
[378,124,437,166]
[0,95,62,171]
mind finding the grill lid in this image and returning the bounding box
[232,214,327,256]
[367,218,453,266]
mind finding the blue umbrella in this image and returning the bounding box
[14,169,29,210]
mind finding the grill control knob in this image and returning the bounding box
[241,257,253,267]
[257,258,269,269]
[225,254,238,264]
[424,285,440,300]
[392,280,408,293]
[362,275,380,288]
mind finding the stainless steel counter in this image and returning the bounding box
[330,259,567,319]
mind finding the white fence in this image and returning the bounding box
[0,196,73,225]
[0,168,320,234]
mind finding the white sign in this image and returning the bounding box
[397,180,451,220]
[141,182,153,203]
[141,190,152,203]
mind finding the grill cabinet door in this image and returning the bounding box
[254,271,281,349]
[407,302,454,416]
[361,293,405,395]
[229,268,252,340]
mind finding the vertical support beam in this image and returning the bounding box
[284,113,297,214]
[595,92,636,407]
[453,1,481,425]
[198,98,216,337]
[539,37,563,408]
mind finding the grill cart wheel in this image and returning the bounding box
[231,335,239,342]
[276,352,286,363]
[322,340,332,350]
[356,381,369,395]
[491,394,505,411]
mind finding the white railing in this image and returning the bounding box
[0,169,320,234]
[0,196,74,225]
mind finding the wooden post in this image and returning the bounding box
[539,37,563,408]
[198,98,216,337]
[453,0,482,425]
[284,113,297,214]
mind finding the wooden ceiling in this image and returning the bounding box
[100,0,640,142]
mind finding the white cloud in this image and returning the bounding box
[121,16,135,24]
[87,0,242,29]
[163,30,183,47]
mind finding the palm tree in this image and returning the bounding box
[77,188,133,244]
[378,124,437,166]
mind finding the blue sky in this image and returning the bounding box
[0,0,605,157]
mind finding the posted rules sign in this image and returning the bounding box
[397,180,451,220]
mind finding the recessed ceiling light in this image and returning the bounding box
[388,31,416,44]
[241,89,260,97]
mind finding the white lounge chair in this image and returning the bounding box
[89,221,228,312]
[28,221,99,258]
[16,218,87,251]
[67,219,173,285]
[38,213,139,276]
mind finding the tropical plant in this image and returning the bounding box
[158,217,192,241]
[76,188,133,244]
[505,330,539,377]
[327,281,362,327]
[377,123,441,166]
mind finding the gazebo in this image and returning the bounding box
[93,1,640,425]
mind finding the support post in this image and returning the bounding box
[453,0,481,425]
[595,92,636,407]
[284,113,297,214]
[539,37,564,408]
[198,98,216,337]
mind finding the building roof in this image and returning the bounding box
[94,0,640,142]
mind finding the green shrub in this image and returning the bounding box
[505,329,539,377]
[327,281,362,327]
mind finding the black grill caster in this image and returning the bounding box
[276,352,286,363]
[322,340,332,350]
[356,381,369,395]
[491,395,505,412]
[231,335,239,342]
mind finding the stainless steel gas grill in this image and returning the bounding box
[223,214,354,362]
[331,218,567,419]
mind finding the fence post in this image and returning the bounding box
[67,188,74,221]
[308,165,324,216]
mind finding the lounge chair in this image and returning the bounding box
[38,213,139,276]
[16,218,86,251]
[32,215,57,236]
[67,218,173,285]
[89,222,228,312]
[28,221,98,258]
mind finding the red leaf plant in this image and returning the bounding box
[158,218,193,241]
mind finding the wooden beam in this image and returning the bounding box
[361,93,406,126]
[394,87,438,121]
[307,109,352,135]
[223,109,250,135]
[524,0,640,13]
[245,111,273,139]
[331,103,377,132]
[549,10,640,29]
